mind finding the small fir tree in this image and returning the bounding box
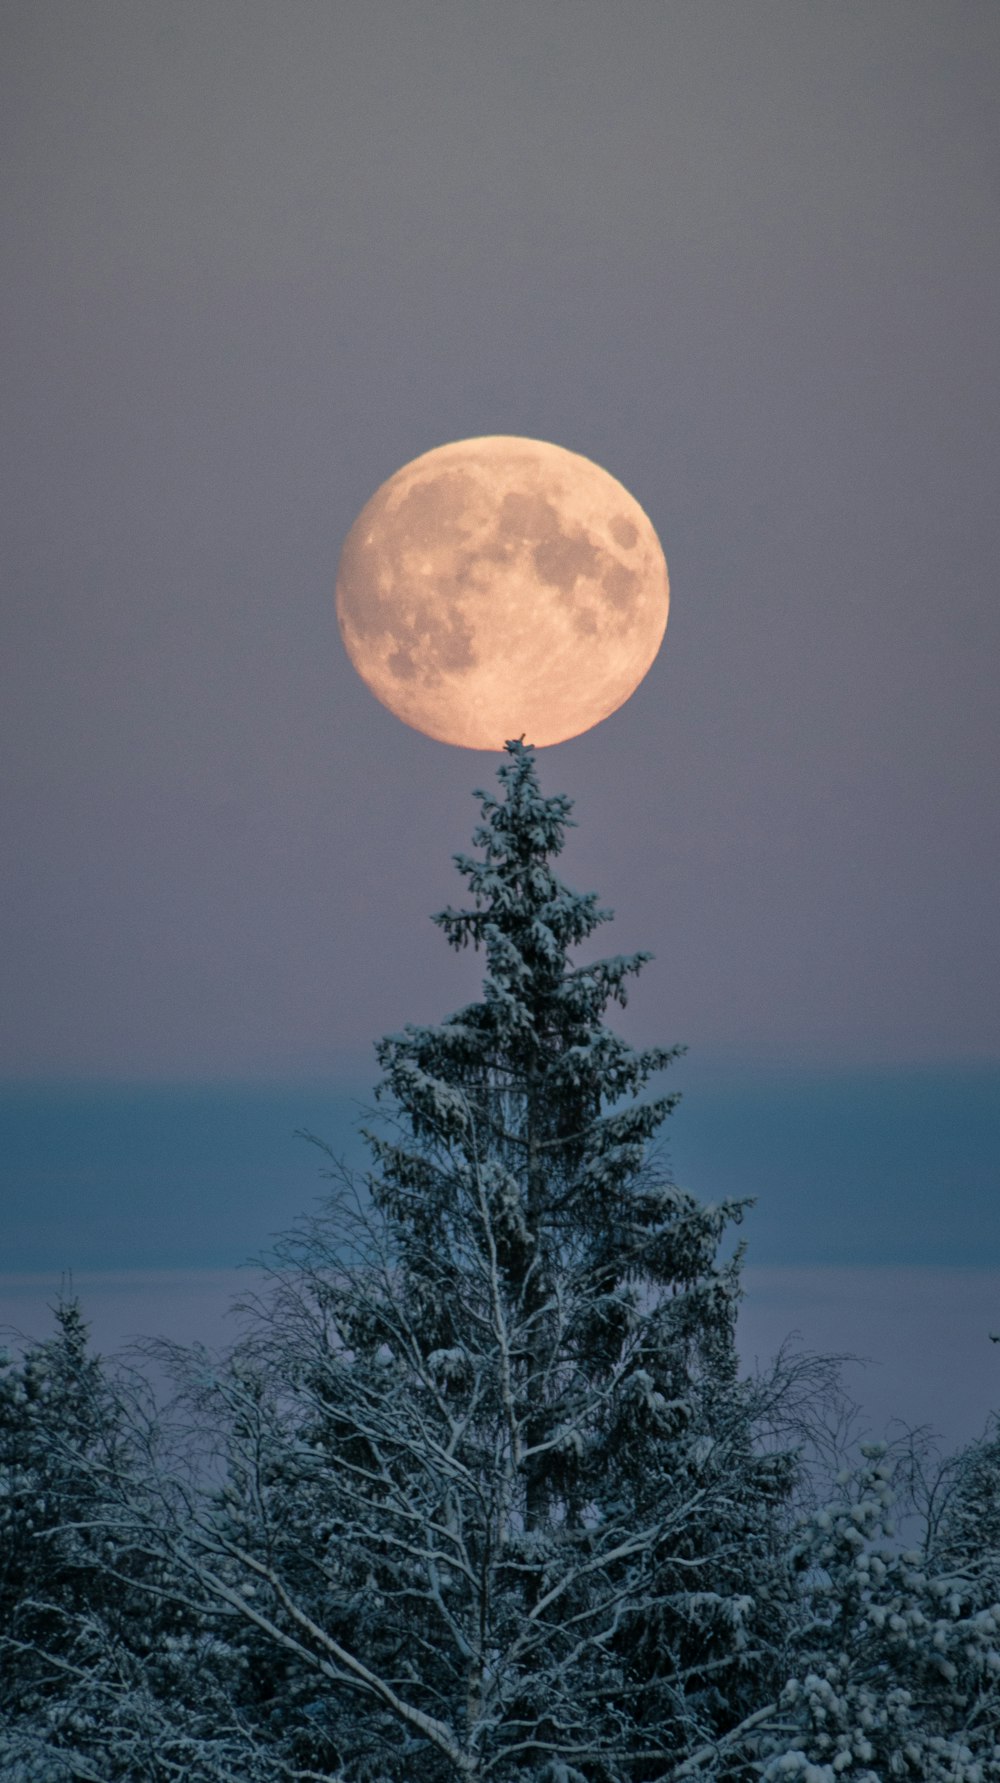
[757,1439,1000,1782]
[0,1301,110,1733]
[0,1306,281,1782]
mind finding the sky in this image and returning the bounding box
[2,3,999,1441]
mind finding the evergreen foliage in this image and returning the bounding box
[0,1305,274,1780]
[191,739,795,1779]
[0,1302,110,1746]
[2,743,999,1780]
[757,1440,1000,1781]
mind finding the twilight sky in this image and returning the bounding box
[3,0,998,1083]
[3,3,1000,1445]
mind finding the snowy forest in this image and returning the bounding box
[2,743,999,1782]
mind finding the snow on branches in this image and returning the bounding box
[4,744,999,1781]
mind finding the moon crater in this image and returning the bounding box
[336,435,669,749]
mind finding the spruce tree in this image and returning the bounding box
[0,1301,109,1734]
[155,739,794,1780]
[0,1307,279,1781]
[358,739,793,1766]
[757,1437,1000,1782]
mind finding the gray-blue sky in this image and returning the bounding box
[3,2,998,1082]
[6,1259,999,1456]
[3,1072,998,1275]
[3,1072,998,1451]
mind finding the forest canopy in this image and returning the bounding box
[2,744,998,1782]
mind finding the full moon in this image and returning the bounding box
[335,435,669,750]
